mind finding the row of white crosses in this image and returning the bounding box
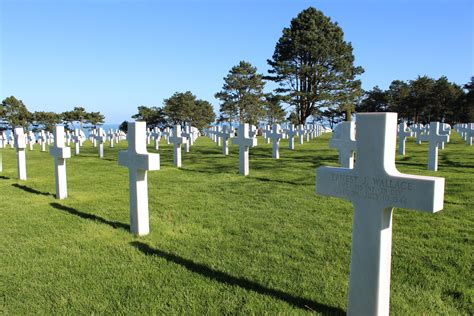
[116,114,447,315]
[317,112,445,315]
[454,123,474,145]
[205,123,328,174]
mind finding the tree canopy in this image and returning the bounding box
[266,7,364,124]
[215,61,266,125]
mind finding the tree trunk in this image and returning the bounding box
[345,109,352,122]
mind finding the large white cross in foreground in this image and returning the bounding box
[316,113,444,315]
[118,122,160,236]
[49,126,71,199]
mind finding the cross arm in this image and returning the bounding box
[118,151,160,171]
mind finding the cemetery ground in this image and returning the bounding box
[0,133,472,315]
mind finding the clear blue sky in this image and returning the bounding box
[1,0,472,123]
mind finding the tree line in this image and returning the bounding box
[119,91,216,133]
[0,96,105,132]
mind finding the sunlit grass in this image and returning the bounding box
[0,132,472,314]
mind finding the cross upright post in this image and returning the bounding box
[49,125,71,199]
[329,121,356,168]
[317,113,445,315]
[118,122,160,236]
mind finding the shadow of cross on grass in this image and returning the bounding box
[130,241,345,315]
[12,183,54,196]
[50,202,130,231]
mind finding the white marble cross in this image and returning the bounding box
[286,124,296,150]
[95,128,106,158]
[419,122,448,171]
[28,131,36,150]
[108,128,115,148]
[438,123,450,149]
[170,125,187,167]
[72,129,81,155]
[38,130,47,152]
[317,113,445,315]
[270,124,285,159]
[397,122,412,155]
[151,127,161,150]
[14,127,27,180]
[298,124,305,144]
[329,121,356,168]
[214,126,222,146]
[216,125,232,155]
[231,123,257,176]
[162,127,171,145]
[182,125,192,153]
[118,122,160,236]
[264,125,271,144]
[466,123,474,145]
[49,126,71,199]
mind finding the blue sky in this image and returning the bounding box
[1,0,472,123]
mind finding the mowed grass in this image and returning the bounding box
[0,132,472,315]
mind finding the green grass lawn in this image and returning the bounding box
[0,132,472,314]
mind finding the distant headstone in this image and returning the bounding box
[398,122,412,155]
[108,129,115,148]
[118,122,160,236]
[317,112,445,315]
[14,127,27,180]
[298,124,304,145]
[329,122,356,168]
[38,130,47,152]
[72,129,81,155]
[27,131,36,150]
[285,124,296,150]
[170,125,187,167]
[49,126,71,199]
[216,125,232,155]
[270,124,285,159]
[95,128,106,158]
[231,123,257,176]
[419,122,448,171]
[151,127,161,150]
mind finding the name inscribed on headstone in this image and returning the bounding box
[330,174,413,205]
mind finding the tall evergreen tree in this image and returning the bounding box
[266,7,364,124]
[215,61,266,125]
[264,94,286,124]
